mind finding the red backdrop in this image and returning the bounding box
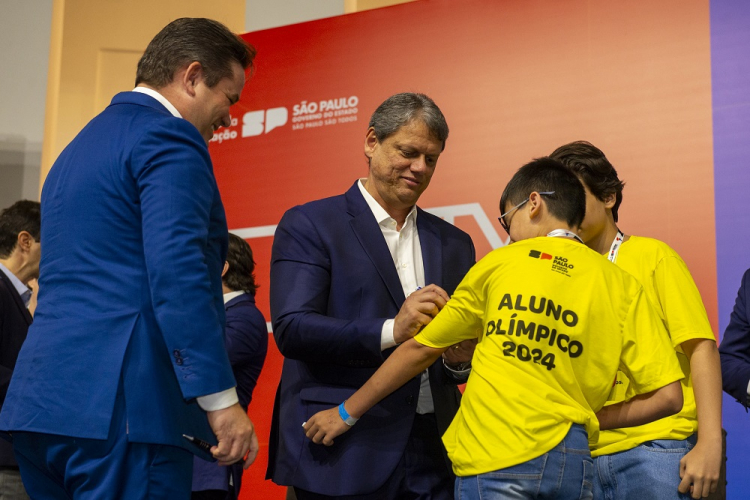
[210,1,716,497]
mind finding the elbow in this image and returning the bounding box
[660,381,684,418]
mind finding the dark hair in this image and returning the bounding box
[135,18,256,88]
[223,233,258,295]
[499,158,586,229]
[368,93,449,151]
[0,200,41,258]
[549,141,625,223]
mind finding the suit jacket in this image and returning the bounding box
[193,292,268,495]
[0,92,234,459]
[720,268,750,407]
[266,182,475,496]
[0,270,32,466]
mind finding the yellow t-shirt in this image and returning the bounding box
[592,236,716,456]
[413,236,683,477]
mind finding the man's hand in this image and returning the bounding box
[207,403,259,468]
[393,284,450,344]
[442,338,477,367]
[303,407,351,446]
[678,440,722,498]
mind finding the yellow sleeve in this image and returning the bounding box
[619,285,684,394]
[653,255,715,347]
[414,258,489,349]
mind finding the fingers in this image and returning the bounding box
[243,432,260,469]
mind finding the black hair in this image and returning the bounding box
[223,233,258,296]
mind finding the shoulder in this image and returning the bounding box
[278,192,348,228]
[625,235,683,261]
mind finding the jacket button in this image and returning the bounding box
[176,358,183,365]
[173,349,180,357]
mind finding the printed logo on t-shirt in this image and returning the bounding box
[528,250,575,277]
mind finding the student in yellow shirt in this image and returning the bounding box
[550,141,722,500]
[302,158,684,500]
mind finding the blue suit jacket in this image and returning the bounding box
[266,182,475,496]
[720,269,750,407]
[0,92,235,458]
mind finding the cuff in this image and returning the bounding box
[443,357,471,374]
[381,319,397,350]
[197,387,239,411]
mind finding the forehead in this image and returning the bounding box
[386,120,443,153]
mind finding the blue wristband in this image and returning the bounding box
[338,401,359,426]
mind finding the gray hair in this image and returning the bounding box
[368,93,449,151]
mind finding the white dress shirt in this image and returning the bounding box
[357,180,435,414]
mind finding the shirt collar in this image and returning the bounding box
[132,87,182,118]
[223,290,245,304]
[357,179,418,227]
[0,262,31,306]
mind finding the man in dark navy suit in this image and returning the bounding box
[0,200,40,500]
[267,93,476,499]
[0,19,258,499]
[193,233,268,500]
[720,270,750,407]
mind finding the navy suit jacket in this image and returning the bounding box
[266,182,475,496]
[0,270,32,466]
[193,292,268,495]
[720,268,750,407]
[0,92,234,458]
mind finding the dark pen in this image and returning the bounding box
[182,434,212,453]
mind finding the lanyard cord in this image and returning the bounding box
[608,230,625,263]
[546,229,584,244]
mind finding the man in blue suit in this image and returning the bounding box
[0,19,258,499]
[267,93,476,499]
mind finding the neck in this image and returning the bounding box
[0,256,31,284]
[587,221,622,255]
[362,179,411,229]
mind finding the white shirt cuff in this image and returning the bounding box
[381,319,397,350]
[746,379,750,400]
[197,387,239,411]
[443,357,471,374]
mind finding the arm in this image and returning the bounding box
[134,121,252,464]
[270,208,448,364]
[678,338,722,499]
[596,380,683,430]
[303,338,445,445]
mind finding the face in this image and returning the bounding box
[577,181,615,244]
[186,61,245,143]
[28,237,41,280]
[364,119,443,214]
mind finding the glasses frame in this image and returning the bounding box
[498,191,555,235]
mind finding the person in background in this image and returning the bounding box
[303,158,684,500]
[0,18,258,499]
[267,92,476,499]
[193,233,268,500]
[551,141,722,500]
[0,200,41,500]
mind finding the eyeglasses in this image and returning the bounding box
[498,191,555,235]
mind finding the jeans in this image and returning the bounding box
[455,424,593,500]
[593,435,697,500]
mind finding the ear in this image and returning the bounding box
[182,61,204,97]
[364,127,378,160]
[603,192,617,210]
[527,191,544,220]
[221,261,229,278]
[16,231,33,253]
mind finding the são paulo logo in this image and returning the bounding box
[528,250,574,276]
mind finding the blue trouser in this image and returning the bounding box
[11,389,193,499]
[455,424,593,500]
[593,435,697,500]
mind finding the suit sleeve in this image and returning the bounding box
[132,121,234,400]
[719,269,750,407]
[270,207,386,365]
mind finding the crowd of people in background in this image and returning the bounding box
[1,14,750,500]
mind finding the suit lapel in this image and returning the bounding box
[417,209,443,287]
[346,184,406,307]
[0,271,32,326]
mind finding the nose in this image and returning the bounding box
[410,155,427,173]
[220,113,232,128]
